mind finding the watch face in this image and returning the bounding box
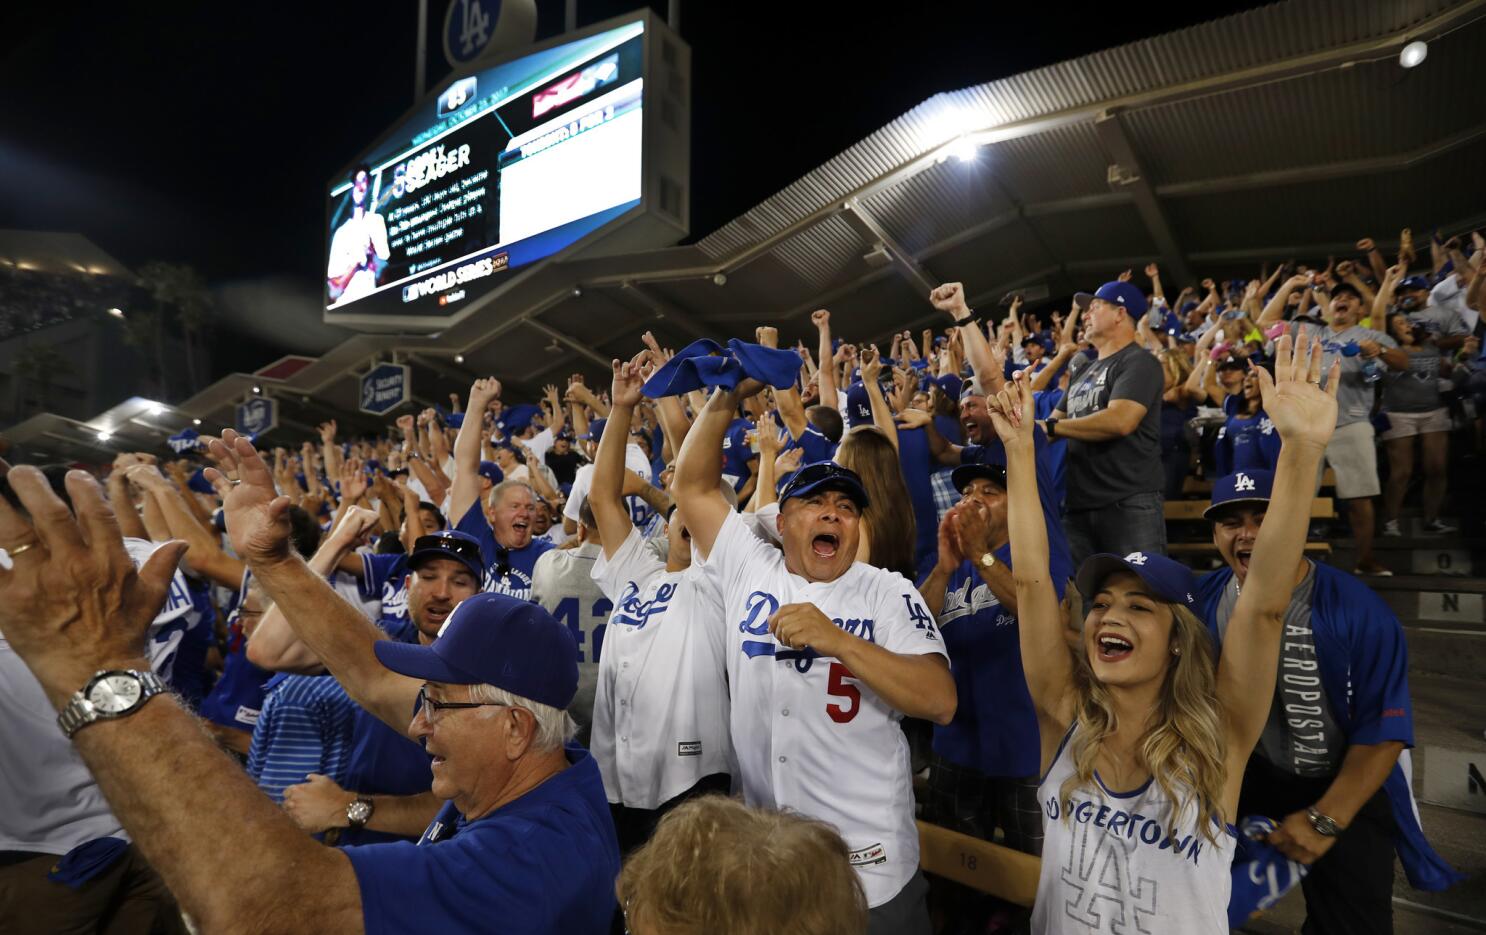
[87,673,143,714]
[348,800,372,823]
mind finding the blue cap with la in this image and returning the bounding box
[1204,469,1274,519]
[1076,551,1197,609]
[1073,281,1149,321]
[845,382,873,427]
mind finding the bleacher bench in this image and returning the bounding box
[1182,469,1336,496]
[917,821,1039,907]
[1164,497,1335,557]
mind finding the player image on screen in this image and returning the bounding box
[327,165,391,306]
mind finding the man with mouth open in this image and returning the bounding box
[673,377,958,935]
[1196,469,1459,933]
[451,379,553,601]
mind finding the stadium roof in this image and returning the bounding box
[0,230,132,278]
[162,0,1486,440]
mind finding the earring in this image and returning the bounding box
[1172,646,1182,656]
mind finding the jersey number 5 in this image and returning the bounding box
[826,662,860,723]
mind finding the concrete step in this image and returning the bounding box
[1359,576,1486,628]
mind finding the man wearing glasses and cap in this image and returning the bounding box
[673,379,957,935]
[0,437,619,934]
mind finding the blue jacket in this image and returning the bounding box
[1196,563,1462,891]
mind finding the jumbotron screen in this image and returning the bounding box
[324,20,645,318]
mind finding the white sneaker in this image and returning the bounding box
[1423,519,1458,535]
[1382,520,1402,537]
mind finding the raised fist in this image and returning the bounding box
[811,309,831,328]
[1145,263,1160,279]
[755,326,779,349]
[929,283,968,315]
[1117,269,1133,283]
[1356,237,1376,252]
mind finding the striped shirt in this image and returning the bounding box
[246,675,359,802]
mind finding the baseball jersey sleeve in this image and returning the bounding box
[869,574,949,659]
[563,465,594,524]
[590,527,665,603]
[1347,593,1415,748]
[701,509,780,597]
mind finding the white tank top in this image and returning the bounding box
[1032,725,1236,935]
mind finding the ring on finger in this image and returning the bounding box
[5,541,38,558]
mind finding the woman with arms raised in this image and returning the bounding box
[993,333,1338,934]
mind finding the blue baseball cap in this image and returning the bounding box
[951,462,1007,493]
[1204,469,1274,519]
[373,593,579,709]
[777,461,870,510]
[845,382,873,428]
[1073,281,1149,321]
[478,461,504,485]
[406,530,485,585]
[579,418,606,442]
[935,374,963,399]
[1398,275,1431,293]
[1075,551,1197,609]
[497,403,541,435]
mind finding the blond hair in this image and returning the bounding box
[1060,602,1226,844]
[616,796,867,935]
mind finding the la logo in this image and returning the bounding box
[1234,473,1256,492]
[1124,552,1148,565]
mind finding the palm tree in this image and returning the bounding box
[137,261,213,395]
[12,342,73,416]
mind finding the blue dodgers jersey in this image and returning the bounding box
[363,553,411,633]
[783,422,837,465]
[1217,396,1281,478]
[455,503,553,602]
[925,537,1071,778]
[895,425,940,573]
[346,745,619,935]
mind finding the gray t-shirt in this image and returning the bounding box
[1383,346,1444,414]
[1408,304,1468,339]
[1061,342,1164,509]
[1291,322,1398,427]
[1216,562,1345,777]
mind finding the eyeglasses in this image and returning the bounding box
[417,687,510,720]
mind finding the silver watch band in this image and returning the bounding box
[58,671,167,739]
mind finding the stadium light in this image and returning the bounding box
[949,136,980,162]
[96,430,112,442]
[454,354,465,364]
[192,418,202,426]
[107,307,125,318]
[252,385,262,394]
[1400,40,1428,68]
[145,401,167,416]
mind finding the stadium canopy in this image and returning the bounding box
[154,0,1486,442]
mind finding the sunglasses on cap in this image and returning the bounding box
[777,462,869,508]
[411,533,482,566]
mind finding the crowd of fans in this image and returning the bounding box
[0,266,130,341]
[0,227,1480,934]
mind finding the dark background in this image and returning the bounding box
[0,1,1263,338]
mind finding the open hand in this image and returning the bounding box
[1256,332,1339,451]
[204,431,295,567]
[610,352,647,409]
[987,370,1035,447]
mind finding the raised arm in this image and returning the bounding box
[1260,274,1309,326]
[930,282,1002,394]
[858,345,898,451]
[1215,336,1338,808]
[127,465,245,589]
[450,378,501,524]
[591,354,645,559]
[108,455,149,540]
[247,507,381,674]
[812,310,837,406]
[990,372,1077,740]
[673,382,763,558]
[205,433,421,739]
[1373,262,1405,324]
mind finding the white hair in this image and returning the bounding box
[487,479,535,508]
[467,683,577,753]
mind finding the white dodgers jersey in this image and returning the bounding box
[700,511,947,908]
[1033,725,1236,934]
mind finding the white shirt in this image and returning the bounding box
[0,539,194,855]
[531,542,611,731]
[326,210,390,306]
[1033,725,1236,934]
[590,528,732,809]
[563,447,654,528]
[699,510,948,908]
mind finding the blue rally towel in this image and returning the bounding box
[187,468,216,495]
[47,837,130,889]
[167,427,201,454]
[642,339,801,398]
[1227,816,1309,927]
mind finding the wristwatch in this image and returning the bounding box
[979,551,997,570]
[58,670,167,739]
[1306,806,1344,837]
[1045,418,1059,438]
[346,797,375,830]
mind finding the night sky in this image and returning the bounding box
[0,1,1262,304]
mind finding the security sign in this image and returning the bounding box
[360,362,412,416]
[235,397,278,437]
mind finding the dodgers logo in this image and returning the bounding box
[1234,472,1256,492]
[613,580,678,629]
[487,567,535,602]
[738,591,782,660]
[1123,552,1148,565]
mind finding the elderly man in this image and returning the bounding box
[1197,469,1459,934]
[673,379,957,935]
[451,379,553,600]
[0,436,619,935]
